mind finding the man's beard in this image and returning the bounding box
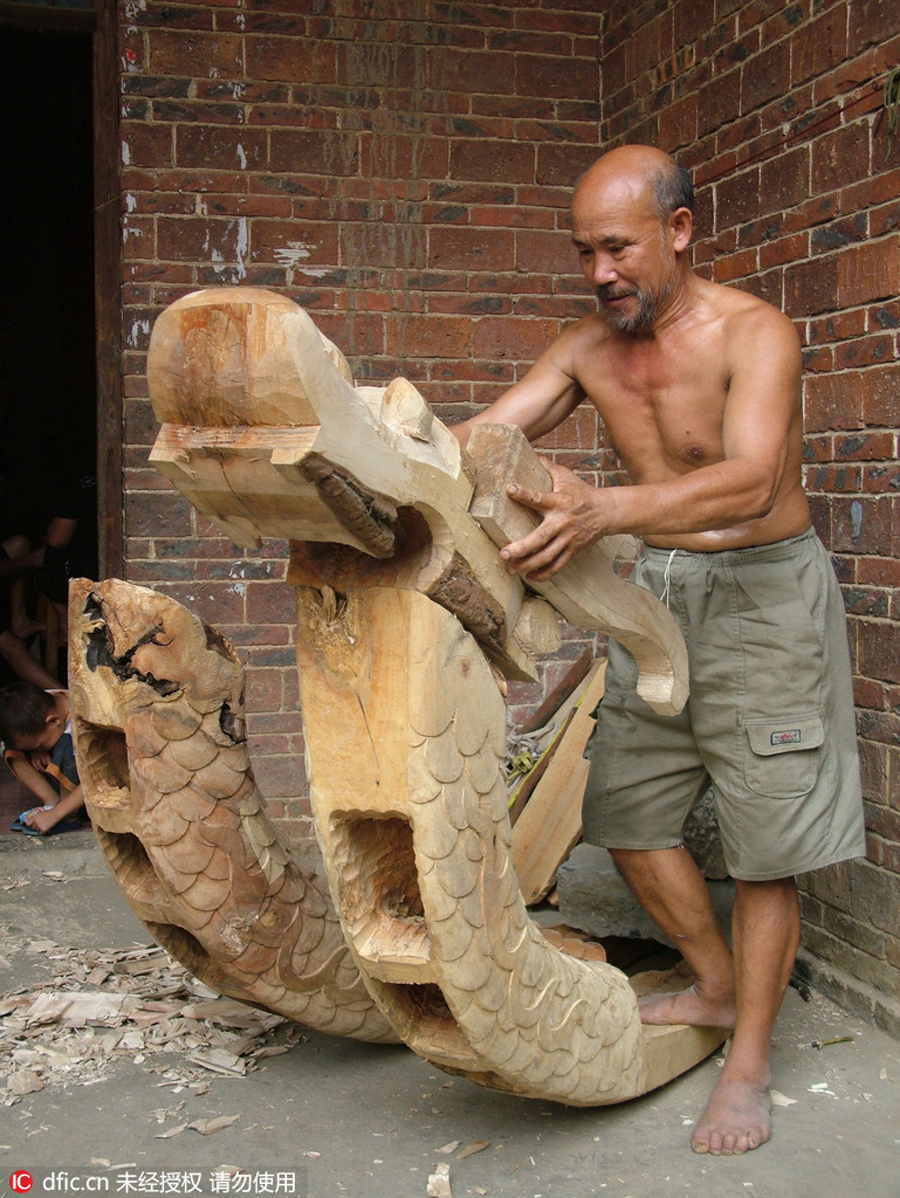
[598,274,675,334]
[597,235,677,334]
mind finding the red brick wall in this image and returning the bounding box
[600,0,900,1030]
[120,1,605,830]
[118,0,900,1027]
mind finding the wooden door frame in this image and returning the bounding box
[92,0,123,578]
[0,0,123,578]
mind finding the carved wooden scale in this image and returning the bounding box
[70,287,727,1105]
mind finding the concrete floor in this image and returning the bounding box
[1,832,899,1198]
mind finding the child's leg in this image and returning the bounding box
[6,753,60,808]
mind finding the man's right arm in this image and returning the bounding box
[449,326,587,447]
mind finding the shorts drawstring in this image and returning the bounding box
[660,548,678,608]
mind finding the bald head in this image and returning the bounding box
[569,146,695,335]
[574,146,693,224]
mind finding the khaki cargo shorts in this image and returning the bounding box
[582,529,867,881]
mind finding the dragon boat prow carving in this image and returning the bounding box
[70,286,729,1107]
[68,577,395,1043]
[147,286,688,711]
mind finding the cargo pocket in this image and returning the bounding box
[742,714,824,798]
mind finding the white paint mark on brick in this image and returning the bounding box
[236,143,248,170]
[121,141,131,166]
[129,318,151,348]
[235,217,249,280]
[124,193,137,213]
[274,242,314,268]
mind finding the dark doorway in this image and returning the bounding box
[0,25,98,566]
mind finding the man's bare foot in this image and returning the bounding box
[691,1072,772,1155]
[638,982,736,1028]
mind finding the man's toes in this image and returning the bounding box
[746,1126,769,1151]
[691,1128,718,1154]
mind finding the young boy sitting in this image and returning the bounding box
[0,682,85,835]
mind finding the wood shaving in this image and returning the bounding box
[426,1162,452,1198]
[6,1068,43,1095]
[154,1123,188,1139]
[0,928,292,1103]
[456,1140,489,1159]
[187,1114,241,1135]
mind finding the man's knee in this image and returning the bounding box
[2,535,30,558]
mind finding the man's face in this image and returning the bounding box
[571,182,678,335]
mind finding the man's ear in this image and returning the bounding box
[670,206,693,253]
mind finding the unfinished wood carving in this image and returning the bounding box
[68,577,394,1043]
[468,423,688,715]
[72,286,719,1105]
[512,660,608,907]
[147,286,688,705]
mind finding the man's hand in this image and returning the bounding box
[499,458,611,581]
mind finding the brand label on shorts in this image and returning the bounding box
[771,729,802,745]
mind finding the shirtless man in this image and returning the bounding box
[451,145,866,1155]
